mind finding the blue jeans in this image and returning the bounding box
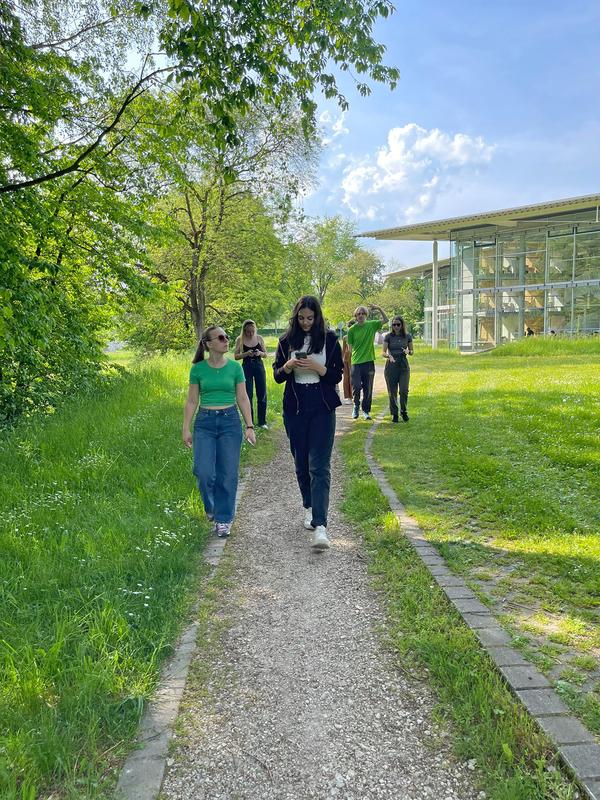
[284,384,336,528]
[193,406,243,524]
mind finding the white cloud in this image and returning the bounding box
[340,123,495,223]
[319,110,349,146]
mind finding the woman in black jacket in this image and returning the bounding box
[273,295,343,551]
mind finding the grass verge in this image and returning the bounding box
[0,350,281,799]
[339,423,580,800]
[370,338,600,735]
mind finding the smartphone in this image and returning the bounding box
[295,351,308,359]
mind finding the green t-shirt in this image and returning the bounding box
[347,319,382,365]
[189,358,245,407]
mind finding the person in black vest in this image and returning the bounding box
[382,316,413,423]
[273,296,344,551]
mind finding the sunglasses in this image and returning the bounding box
[392,322,402,327]
[209,334,229,342]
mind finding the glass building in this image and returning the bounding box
[360,194,600,350]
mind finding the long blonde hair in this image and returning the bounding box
[240,319,257,340]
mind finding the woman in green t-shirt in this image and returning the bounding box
[182,326,255,538]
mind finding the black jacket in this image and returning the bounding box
[273,331,344,414]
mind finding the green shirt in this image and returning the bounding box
[189,358,245,407]
[347,320,382,365]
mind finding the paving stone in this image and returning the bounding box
[516,688,569,716]
[460,613,496,629]
[560,743,600,779]
[536,714,597,746]
[420,556,447,567]
[452,598,490,614]
[485,646,528,667]
[434,574,465,587]
[427,565,452,576]
[583,778,600,800]
[411,541,436,550]
[499,665,550,690]
[442,586,478,601]
[475,627,512,646]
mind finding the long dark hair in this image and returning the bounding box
[192,325,220,363]
[283,295,326,354]
[392,316,407,337]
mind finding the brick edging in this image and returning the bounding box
[114,471,249,800]
[364,415,600,800]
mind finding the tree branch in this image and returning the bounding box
[30,15,125,51]
[0,67,173,194]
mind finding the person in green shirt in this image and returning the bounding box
[182,325,255,538]
[346,304,388,420]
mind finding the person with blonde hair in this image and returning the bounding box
[182,326,255,538]
[234,319,268,429]
[347,303,388,420]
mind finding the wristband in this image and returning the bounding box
[246,425,254,429]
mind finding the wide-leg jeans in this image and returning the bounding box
[243,358,267,426]
[284,385,336,528]
[193,406,243,523]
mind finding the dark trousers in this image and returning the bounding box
[283,385,336,528]
[384,361,410,416]
[351,361,375,413]
[243,359,267,426]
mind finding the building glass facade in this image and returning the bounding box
[423,210,600,349]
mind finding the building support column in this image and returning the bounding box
[432,239,439,349]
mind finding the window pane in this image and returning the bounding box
[572,286,600,333]
[546,288,571,333]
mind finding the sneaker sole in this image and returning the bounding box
[312,541,330,550]
[304,522,316,530]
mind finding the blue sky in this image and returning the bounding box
[303,0,600,269]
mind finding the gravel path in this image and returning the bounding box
[161,406,481,800]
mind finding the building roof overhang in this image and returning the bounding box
[385,258,450,280]
[358,193,600,242]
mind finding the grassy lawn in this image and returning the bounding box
[339,427,579,799]
[368,338,600,737]
[0,351,281,800]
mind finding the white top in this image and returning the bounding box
[293,335,325,384]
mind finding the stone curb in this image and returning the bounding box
[114,472,249,800]
[364,414,600,800]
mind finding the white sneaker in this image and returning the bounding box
[259,423,269,429]
[343,398,353,405]
[303,508,315,530]
[312,526,330,550]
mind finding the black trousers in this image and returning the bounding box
[283,384,336,528]
[351,361,375,413]
[243,359,267,426]
[384,361,410,416]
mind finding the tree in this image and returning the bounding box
[373,275,425,334]
[324,248,385,323]
[133,95,318,341]
[297,216,359,305]
[1,0,399,193]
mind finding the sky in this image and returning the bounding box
[303,0,600,270]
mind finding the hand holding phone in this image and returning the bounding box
[295,351,307,359]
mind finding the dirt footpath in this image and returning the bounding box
[160,404,481,800]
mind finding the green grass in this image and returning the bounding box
[368,337,600,735]
[339,427,579,800]
[0,351,282,799]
